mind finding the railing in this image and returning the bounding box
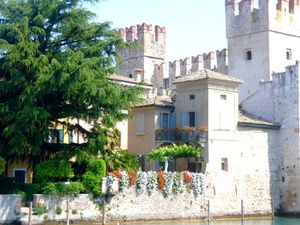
[155,128,207,142]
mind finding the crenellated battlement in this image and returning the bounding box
[167,50,228,82]
[119,23,166,48]
[226,0,300,38]
[117,23,166,85]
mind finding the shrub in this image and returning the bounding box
[33,204,47,215]
[35,159,74,183]
[82,158,106,196]
[41,182,85,195]
[55,206,62,215]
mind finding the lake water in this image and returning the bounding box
[128,218,300,225]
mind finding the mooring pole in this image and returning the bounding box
[102,197,106,225]
[66,195,70,225]
[207,199,210,224]
[241,199,244,223]
[28,201,32,225]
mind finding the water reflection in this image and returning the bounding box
[128,218,300,225]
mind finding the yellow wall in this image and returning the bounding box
[7,159,33,183]
[128,107,156,155]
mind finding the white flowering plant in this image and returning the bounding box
[147,171,158,195]
[119,171,129,192]
[173,172,183,194]
[136,171,147,194]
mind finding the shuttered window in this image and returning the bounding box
[136,112,146,134]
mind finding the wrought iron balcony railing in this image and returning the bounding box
[155,128,207,142]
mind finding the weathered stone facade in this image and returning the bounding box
[117,0,300,217]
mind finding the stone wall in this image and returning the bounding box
[32,194,102,221]
[106,174,272,222]
[0,195,21,224]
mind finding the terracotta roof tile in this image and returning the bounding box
[173,69,243,84]
[238,110,280,129]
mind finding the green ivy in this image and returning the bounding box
[148,144,200,162]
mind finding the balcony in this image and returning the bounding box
[155,127,207,142]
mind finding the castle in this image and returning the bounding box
[115,0,300,215]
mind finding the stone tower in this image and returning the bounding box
[225,0,300,101]
[117,23,166,85]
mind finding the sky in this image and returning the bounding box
[86,0,227,61]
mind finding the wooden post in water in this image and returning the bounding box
[207,199,210,224]
[102,198,106,225]
[241,199,244,222]
[28,201,32,225]
[66,195,70,225]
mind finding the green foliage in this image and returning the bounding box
[149,144,201,162]
[104,150,140,172]
[55,206,62,215]
[41,181,85,195]
[9,189,26,203]
[35,159,74,183]
[33,204,47,216]
[0,0,141,162]
[0,157,5,175]
[82,158,106,196]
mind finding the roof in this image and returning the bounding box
[134,95,174,108]
[108,74,152,86]
[238,110,281,129]
[173,69,243,84]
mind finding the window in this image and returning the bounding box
[68,132,73,144]
[221,158,228,171]
[220,94,227,100]
[160,112,169,129]
[286,49,292,60]
[246,50,252,60]
[136,112,146,134]
[182,112,196,127]
[189,94,195,100]
[189,112,195,127]
[46,129,64,144]
[13,169,26,183]
[163,78,170,89]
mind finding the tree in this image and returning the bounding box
[0,0,141,162]
[149,144,201,172]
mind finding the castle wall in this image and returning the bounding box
[226,0,300,101]
[107,174,272,222]
[228,31,270,101]
[118,23,166,84]
[242,63,300,214]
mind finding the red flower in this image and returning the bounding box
[112,170,122,180]
[182,171,193,184]
[158,170,165,190]
[128,170,137,186]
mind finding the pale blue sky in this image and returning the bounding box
[87,0,227,61]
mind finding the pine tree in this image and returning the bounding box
[0,0,141,162]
